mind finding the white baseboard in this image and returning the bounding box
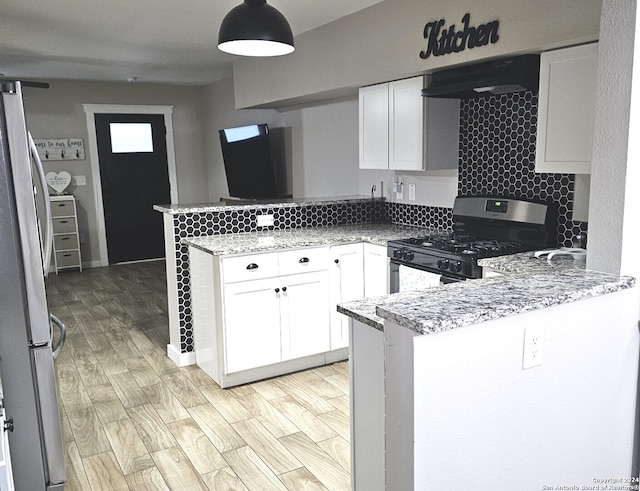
[81,259,106,269]
[166,344,196,367]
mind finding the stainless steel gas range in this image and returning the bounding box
[388,196,557,291]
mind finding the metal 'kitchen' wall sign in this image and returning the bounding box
[420,13,499,59]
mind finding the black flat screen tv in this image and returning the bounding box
[219,123,287,200]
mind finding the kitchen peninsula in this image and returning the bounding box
[155,194,455,368]
[183,221,437,388]
[339,254,639,491]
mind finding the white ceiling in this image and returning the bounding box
[0,0,384,86]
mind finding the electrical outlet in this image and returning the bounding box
[257,214,274,227]
[72,175,87,186]
[408,183,416,201]
[522,326,544,369]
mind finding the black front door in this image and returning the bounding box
[95,113,171,264]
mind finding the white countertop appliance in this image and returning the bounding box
[388,196,557,292]
[0,80,66,490]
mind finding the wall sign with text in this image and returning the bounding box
[34,138,85,161]
[420,13,500,59]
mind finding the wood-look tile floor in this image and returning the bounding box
[46,261,351,491]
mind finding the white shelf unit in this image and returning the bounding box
[50,195,82,273]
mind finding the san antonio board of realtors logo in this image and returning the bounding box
[420,13,500,59]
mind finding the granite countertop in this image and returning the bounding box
[154,195,382,215]
[338,251,634,333]
[184,222,436,255]
[478,250,587,274]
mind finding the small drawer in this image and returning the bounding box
[52,217,77,234]
[222,252,279,283]
[56,250,80,269]
[278,247,329,276]
[54,233,79,251]
[51,199,76,217]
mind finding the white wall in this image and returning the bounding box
[281,97,360,198]
[385,288,639,490]
[201,77,286,201]
[23,80,207,266]
[588,0,640,282]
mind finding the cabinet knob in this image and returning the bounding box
[282,286,287,292]
[334,259,339,264]
[275,288,280,293]
[246,263,259,270]
[299,257,310,264]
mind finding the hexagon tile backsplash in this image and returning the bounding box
[458,90,587,247]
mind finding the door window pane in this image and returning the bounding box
[109,123,154,153]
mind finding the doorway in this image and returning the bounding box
[84,104,178,267]
[94,113,170,264]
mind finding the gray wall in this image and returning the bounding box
[23,80,208,266]
[232,0,601,109]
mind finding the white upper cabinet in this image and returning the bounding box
[388,77,424,170]
[359,83,389,170]
[359,76,459,171]
[535,42,599,174]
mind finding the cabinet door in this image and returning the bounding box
[330,244,364,350]
[389,76,425,171]
[363,243,389,298]
[280,271,331,360]
[223,278,282,373]
[359,83,389,169]
[535,42,598,174]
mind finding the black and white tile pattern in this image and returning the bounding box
[458,91,588,246]
[166,198,450,353]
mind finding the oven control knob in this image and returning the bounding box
[393,249,403,259]
[437,259,449,270]
[450,261,462,273]
[403,251,415,261]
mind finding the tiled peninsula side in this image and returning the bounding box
[154,196,453,365]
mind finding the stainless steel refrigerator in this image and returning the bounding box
[0,80,66,490]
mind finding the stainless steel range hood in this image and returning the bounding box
[422,54,540,99]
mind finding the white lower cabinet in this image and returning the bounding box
[281,271,331,360]
[363,243,389,297]
[329,244,365,350]
[191,246,344,388]
[191,241,391,388]
[223,277,283,373]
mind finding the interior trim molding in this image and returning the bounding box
[166,343,196,367]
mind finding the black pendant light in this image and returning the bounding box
[218,0,295,57]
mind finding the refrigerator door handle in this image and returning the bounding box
[27,132,53,277]
[49,314,66,359]
[32,347,66,487]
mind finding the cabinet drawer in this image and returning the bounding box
[223,253,279,283]
[51,199,76,217]
[279,247,329,276]
[54,233,79,251]
[52,217,77,234]
[56,250,80,268]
